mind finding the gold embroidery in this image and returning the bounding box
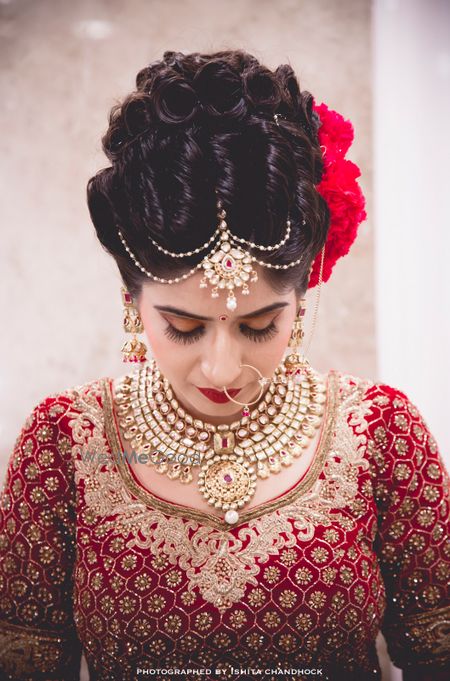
[383,603,450,667]
[0,619,80,678]
[308,590,327,610]
[278,589,297,609]
[295,566,313,585]
[394,462,413,481]
[69,370,377,614]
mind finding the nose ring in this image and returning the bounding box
[222,364,270,416]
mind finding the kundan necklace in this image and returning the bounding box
[114,358,326,525]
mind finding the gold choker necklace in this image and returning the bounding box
[114,359,326,525]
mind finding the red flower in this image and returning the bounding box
[308,101,367,288]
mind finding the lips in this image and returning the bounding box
[197,387,241,403]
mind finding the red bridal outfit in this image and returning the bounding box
[0,370,448,681]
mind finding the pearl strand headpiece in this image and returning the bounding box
[118,198,305,312]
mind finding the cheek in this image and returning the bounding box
[245,319,292,370]
[139,313,195,375]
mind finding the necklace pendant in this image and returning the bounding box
[154,458,169,474]
[213,431,235,454]
[198,457,257,522]
[267,455,282,473]
[115,360,326,528]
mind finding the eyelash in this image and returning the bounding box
[163,320,279,345]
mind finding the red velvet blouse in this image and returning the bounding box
[0,369,448,680]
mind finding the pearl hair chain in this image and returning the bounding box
[118,194,306,312]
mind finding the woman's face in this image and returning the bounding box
[137,266,301,426]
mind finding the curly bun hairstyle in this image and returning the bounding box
[87,49,330,302]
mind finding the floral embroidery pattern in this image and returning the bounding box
[70,372,376,613]
[2,369,448,680]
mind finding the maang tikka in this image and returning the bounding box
[117,189,325,377]
[118,191,306,312]
[121,286,148,363]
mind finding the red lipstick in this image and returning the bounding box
[197,387,241,403]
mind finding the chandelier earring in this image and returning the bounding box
[283,298,309,388]
[283,243,326,389]
[120,286,148,363]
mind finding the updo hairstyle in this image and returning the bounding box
[87,49,330,302]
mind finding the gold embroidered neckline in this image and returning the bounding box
[102,369,338,529]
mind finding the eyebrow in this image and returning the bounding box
[153,301,289,321]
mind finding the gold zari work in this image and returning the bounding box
[0,369,448,680]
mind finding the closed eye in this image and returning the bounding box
[163,319,279,345]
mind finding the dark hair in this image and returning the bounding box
[87,49,330,303]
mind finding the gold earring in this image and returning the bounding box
[283,243,326,387]
[120,286,148,363]
[283,299,309,387]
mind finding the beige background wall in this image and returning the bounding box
[1,0,381,678]
[0,0,375,456]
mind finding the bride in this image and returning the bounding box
[0,49,448,681]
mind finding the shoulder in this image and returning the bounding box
[14,376,109,446]
[330,369,446,498]
[1,376,119,512]
[38,374,109,412]
[6,376,113,478]
[330,367,429,425]
[329,367,440,459]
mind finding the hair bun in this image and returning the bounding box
[91,49,336,304]
[274,65,302,111]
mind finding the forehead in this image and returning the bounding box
[140,265,293,317]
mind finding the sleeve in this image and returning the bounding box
[0,394,82,681]
[366,384,450,674]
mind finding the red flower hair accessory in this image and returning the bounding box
[308,101,367,288]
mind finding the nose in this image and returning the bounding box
[200,326,244,390]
